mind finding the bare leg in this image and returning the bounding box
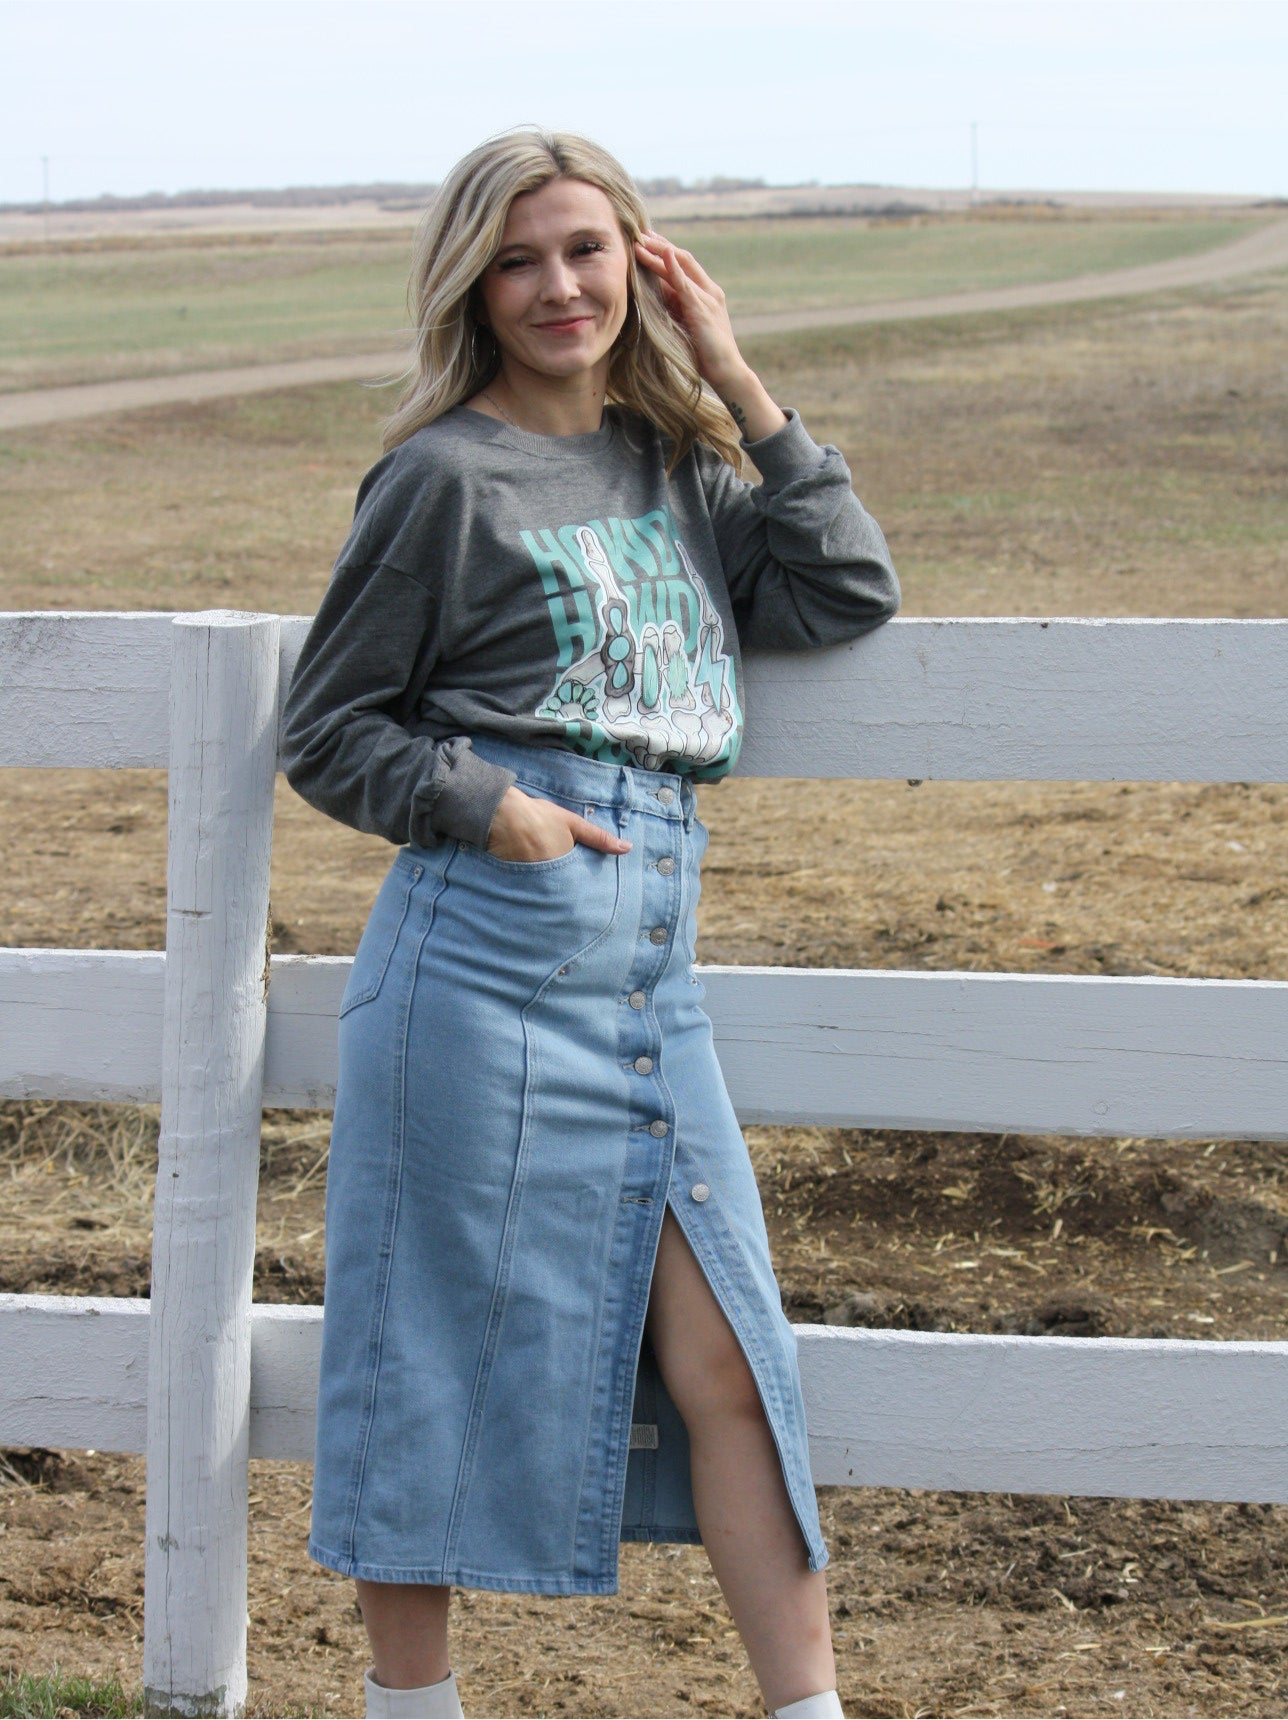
[645,1206,837,1715]
[354,1579,452,1690]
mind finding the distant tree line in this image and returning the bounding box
[0,175,777,216]
[634,175,770,195]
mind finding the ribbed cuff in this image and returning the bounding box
[425,744,516,850]
[740,406,828,488]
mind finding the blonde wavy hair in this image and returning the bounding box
[382,126,744,475]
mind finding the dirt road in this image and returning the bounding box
[3,217,1287,433]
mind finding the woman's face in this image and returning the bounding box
[475,177,631,388]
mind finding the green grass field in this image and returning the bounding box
[0,234,412,393]
[670,212,1259,312]
[0,212,1264,393]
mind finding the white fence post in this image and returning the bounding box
[143,612,280,1719]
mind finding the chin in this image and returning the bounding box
[528,349,614,380]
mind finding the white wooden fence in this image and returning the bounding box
[1,608,1286,1717]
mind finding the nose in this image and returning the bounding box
[538,255,579,303]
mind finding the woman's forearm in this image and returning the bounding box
[708,361,789,444]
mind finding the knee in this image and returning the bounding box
[667,1335,765,1433]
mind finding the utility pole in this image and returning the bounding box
[970,122,978,207]
[42,155,50,243]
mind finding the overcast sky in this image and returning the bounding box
[2,0,1285,205]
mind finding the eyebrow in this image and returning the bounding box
[493,227,617,256]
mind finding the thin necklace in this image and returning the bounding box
[480,387,519,428]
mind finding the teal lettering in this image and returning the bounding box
[545,590,596,670]
[557,523,595,579]
[632,580,663,631]
[618,516,661,580]
[589,520,638,584]
[520,528,585,597]
[664,579,701,651]
[638,509,681,578]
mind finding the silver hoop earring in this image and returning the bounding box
[617,298,642,351]
[470,324,495,374]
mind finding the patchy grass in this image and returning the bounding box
[0,1663,313,1720]
[0,1668,140,1718]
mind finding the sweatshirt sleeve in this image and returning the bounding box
[696,407,900,650]
[279,453,517,851]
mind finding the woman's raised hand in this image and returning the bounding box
[633,229,788,443]
[633,229,745,394]
[485,785,632,863]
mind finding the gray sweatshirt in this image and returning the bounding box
[280,401,900,851]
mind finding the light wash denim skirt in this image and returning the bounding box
[308,732,829,1595]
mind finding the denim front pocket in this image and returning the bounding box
[466,782,615,874]
[467,839,585,875]
[339,855,420,1018]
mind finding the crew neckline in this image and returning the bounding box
[453,402,618,459]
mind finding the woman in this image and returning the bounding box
[281,126,900,1720]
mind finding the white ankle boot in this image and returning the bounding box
[772,1691,845,1719]
[363,1664,464,1719]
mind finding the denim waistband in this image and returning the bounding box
[468,732,697,826]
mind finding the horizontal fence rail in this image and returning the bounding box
[3,610,1287,780]
[2,1294,1285,1506]
[4,949,1288,1138]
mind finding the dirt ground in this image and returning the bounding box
[2,249,1288,1717]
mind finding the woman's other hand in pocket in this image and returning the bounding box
[485,786,633,862]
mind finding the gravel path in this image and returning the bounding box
[3,219,1286,432]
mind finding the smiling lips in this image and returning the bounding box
[534,315,593,332]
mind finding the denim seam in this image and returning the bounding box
[338,870,444,1561]
[443,842,628,1573]
[338,863,418,1017]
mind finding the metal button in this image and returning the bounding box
[656,786,675,805]
[633,1055,654,1074]
[649,926,668,946]
[657,857,676,876]
[628,990,647,1009]
[649,1119,669,1138]
[691,1182,710,1203]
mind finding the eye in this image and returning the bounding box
[497,255,532,272]
[574,241,607,257]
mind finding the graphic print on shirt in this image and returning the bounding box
[520,504,742,772]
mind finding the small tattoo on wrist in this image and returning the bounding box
[725,398,748,432]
